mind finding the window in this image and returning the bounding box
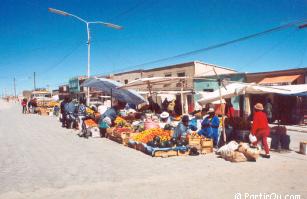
[165,73,172,77]
[203,89,214,92]
[124,79,128,84]
[177,72,185,77]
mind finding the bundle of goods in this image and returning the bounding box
[217,141,260,162]
[270,126,290,150]
[122,112,142,122]
[228,118,251,142]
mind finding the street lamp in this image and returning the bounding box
[48,8,123,105]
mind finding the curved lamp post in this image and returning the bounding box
[48,8,123,105]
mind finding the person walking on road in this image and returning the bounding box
[60,97,69,128]
[21,98,27,114]
[251,103,270,158]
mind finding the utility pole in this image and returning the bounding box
[34,72,36,90]
[13,77,16,98]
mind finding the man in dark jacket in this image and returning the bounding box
[60,96,69,127]
[65,98,77,129]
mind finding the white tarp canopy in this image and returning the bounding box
[197,83,307,105]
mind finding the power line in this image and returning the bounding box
[111,0,148,20]
[241,29,296,70]
[40,42,84,76]
[102,18,307,75]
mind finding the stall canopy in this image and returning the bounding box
[82,77,146,105]
[197,83,307,105]
[258,75,301,86]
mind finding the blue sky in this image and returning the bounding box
[0,0,306,95]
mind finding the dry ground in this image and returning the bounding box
[0,100,306,199]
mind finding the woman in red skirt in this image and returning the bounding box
[251,103,270,158]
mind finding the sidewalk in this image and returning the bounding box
[269,124,307,133]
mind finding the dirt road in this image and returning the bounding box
[0,100,306,199]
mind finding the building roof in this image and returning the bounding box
[109,60,237,76]
[194,60,237,72]
[246,67,307,76]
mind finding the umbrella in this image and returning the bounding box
[82,77,146,105]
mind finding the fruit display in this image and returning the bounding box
[84,119,98,128]
[132,128,171,144]
[189,131,202,139]
[114,117,129,127]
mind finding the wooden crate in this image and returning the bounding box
[189,137,201,145]
[153,150,178,158]
[201,138,213,148]
[106,128,115,137]
[189,144,201,151]
[201,147,213,154]
[108,134,125,145]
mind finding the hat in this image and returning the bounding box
[160,111,169,119]
[207,107,215,113]
[254,103,264,111]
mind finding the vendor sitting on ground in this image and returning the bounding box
[99,101,126,137]
[159,111,172,129]
[198,108,220,146]
[173,115,197,140]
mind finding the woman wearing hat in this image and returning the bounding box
[251,103,270,158]
[159,111,172,129]
[198,108,220,146]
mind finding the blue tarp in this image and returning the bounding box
[128,140,189,156]
[82,77,146,105]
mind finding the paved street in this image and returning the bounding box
[0,101,307,199]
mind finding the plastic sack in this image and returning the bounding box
[91,127,100,138]
[217,141,239,157]
[249,133,257,143]
[144,120,159,130]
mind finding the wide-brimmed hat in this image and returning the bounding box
[254,103,264,111]
[160,111,170,119]
[207,107,215,113]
